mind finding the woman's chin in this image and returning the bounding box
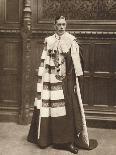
[58,31,65,36]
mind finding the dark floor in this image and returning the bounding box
[0,122,116,155]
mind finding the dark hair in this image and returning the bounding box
[54,15,66,24]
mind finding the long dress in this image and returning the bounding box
[27,32,90,149]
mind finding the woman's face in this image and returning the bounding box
[55,18,67,36]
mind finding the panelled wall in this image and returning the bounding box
[0,0,23,122]
[80,39,116,123]
[0,0,116,126]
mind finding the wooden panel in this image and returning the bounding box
[93,78,112,106]
[112,44,116,72]
[0,39,21,114]
[80,43,91,71]
[0,74,19,106]
[3,42,20,69]
[114,79,116,106]
[82,78,94,106]
[0,0,23,27]
[94,43,113,72]
[0,0,4,25]
[5,0,20,23]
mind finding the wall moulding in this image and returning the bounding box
[31,29,116,40]
[33,20,116,31]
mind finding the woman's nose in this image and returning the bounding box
[61,25,63,29]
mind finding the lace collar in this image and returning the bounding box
[54,32,67,40]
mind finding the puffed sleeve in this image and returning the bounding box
[71,40,83,76]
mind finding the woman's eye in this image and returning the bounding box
[57,24,61,26]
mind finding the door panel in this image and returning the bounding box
[0,38,21,122]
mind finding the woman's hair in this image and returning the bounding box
[54,15,66,24]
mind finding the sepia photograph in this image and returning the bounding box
[0,0,116,155]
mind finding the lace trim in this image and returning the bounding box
[42,100,65,108]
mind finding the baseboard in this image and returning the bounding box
[0,106,19,123]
